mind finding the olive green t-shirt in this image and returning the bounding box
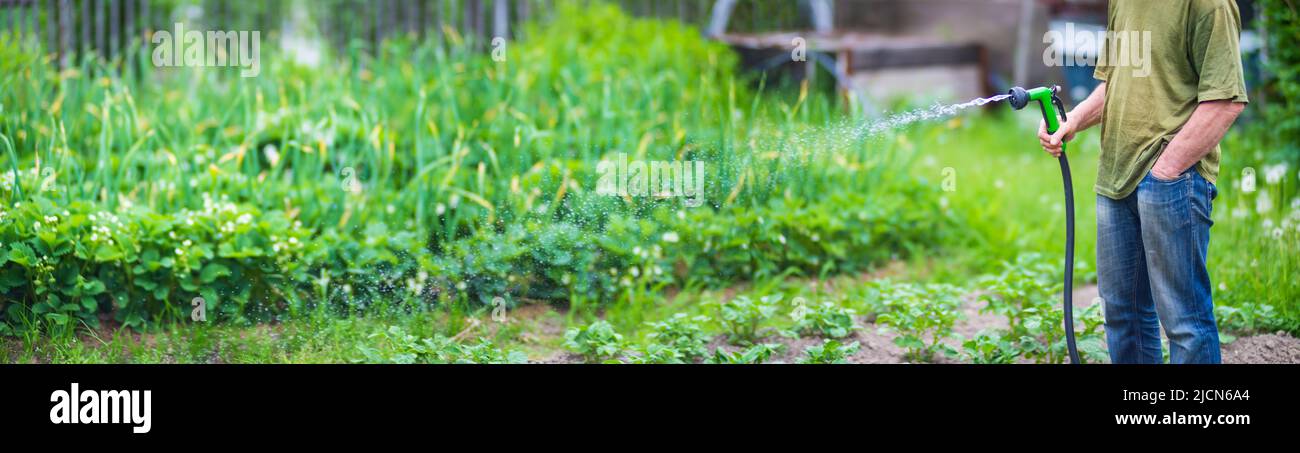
[1093,0,1249,199]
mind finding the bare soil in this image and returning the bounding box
[536,284,1300,364]
[1222,333,1300,364]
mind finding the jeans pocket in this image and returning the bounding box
[1147,168,1189,184]
[1139,169,1194,229]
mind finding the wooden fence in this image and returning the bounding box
[1,0,810,68]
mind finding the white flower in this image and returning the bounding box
[778,234,787,245]
[1271,228,1284,240]
[183,239,192,246]
[1257,192,1273,214]
[662,232,679,243]
[175,248,184,255]
[1263,163,1288,185]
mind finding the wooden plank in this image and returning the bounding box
[849,44,983,70]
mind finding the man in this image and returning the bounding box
[1039,0,1248,364]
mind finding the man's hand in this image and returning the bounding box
[1151,99,1246,181]
[1036,83,1106,159]
[1150,160,1184,181]
[1038,119,1076,158]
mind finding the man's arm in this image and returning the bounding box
[1038,83,1106,157]
[1150,100,1246,180]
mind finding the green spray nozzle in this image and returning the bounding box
[1008,85,1068,137]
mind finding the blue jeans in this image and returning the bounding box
[1096,168,1220,364]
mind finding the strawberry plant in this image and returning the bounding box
[563,320,625,363]
[800,339,861,364]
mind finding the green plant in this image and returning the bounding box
[356,326,525,364]
[792,300,858,338]
[960,331,1022,364]
[872,281,963,362]
[978,255,1108,363]
[563,320,625,363]
[1216,301,1289,334]
[645,313,712,360]
[1258,0,1300,168]
[624,343,687,364]
[717,295,780,345]
[799,339,860,364]
[708,343,783,364]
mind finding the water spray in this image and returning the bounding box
[1006,85,1081,365]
